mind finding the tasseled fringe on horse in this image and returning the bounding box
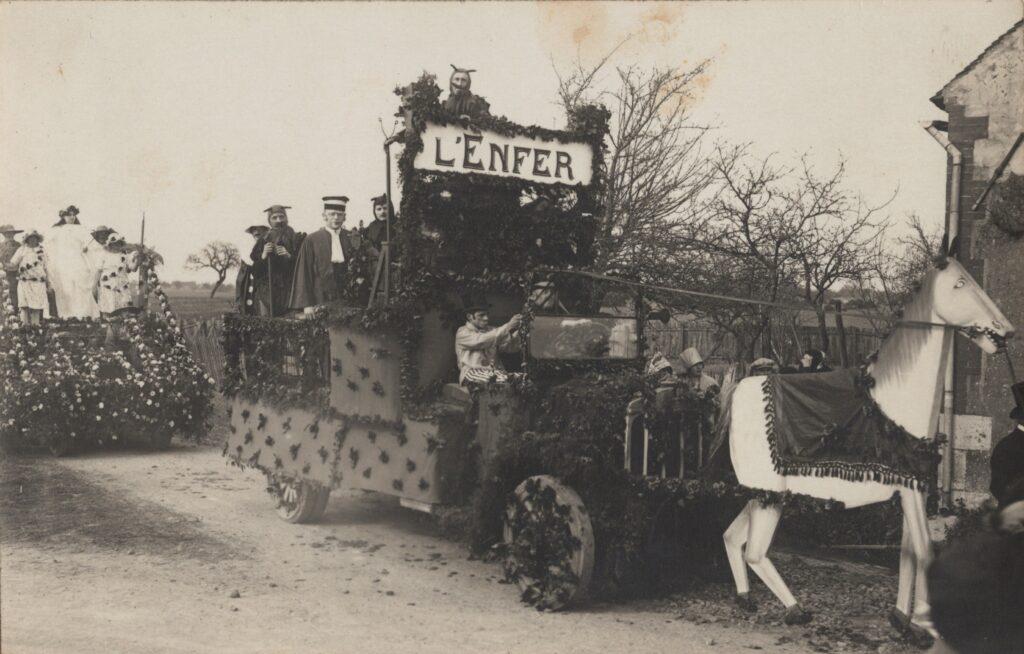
[760,377,931,492]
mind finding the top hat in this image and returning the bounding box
[0,224,23,234]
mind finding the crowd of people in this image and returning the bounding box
[235,195,393,318]
[0,206,141,325]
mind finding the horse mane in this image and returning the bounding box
[871,266,940,387]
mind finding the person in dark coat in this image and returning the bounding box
[0,224,23,313]
[250,205,304,317]
[797,348,832,373]
[362,194,393,251]
[236,225,268,314]
[442,65,491,120]
[288,196,358,313]
[991,383,1024,509]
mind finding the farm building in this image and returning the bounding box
[927,19,1024,506]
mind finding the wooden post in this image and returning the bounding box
[834,299,849,368]
[138,212,149,310]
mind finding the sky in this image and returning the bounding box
[1,1,1021,282]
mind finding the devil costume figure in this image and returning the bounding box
[442,65,491,120]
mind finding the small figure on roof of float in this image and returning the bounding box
[9,230,49,325]
[45,205,101,319]
[251,205,304,317]
[443,65,491,121]
[0,223,24,314]
[90,226,139,317]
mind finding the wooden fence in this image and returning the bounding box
[646,324,883,369]
[180,319,225,386]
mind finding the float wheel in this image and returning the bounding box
[502,475,595,610]
[272,478,326,524]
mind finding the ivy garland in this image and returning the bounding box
[989,172,1024,237]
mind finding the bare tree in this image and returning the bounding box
[854,214,942,334]
[554,55,716,279]
[787,158,891,349]
[185,241,240,298]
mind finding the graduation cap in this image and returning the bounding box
[371,194,389,207]
[263,205,291,220]
[323,196,349,212]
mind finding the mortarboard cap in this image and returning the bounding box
[263,205,291,217]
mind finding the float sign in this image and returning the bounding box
[413,122,593,186]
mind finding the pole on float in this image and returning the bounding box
[138,211,149,310]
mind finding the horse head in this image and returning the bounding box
[929,253,1013,354]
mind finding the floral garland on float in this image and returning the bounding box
[0,253,214,454]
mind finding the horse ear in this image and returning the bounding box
[948,235,960,258]
[939,233,949,256]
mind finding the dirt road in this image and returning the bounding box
[1,444,904,654]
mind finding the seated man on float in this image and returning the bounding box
[455,301,522,387]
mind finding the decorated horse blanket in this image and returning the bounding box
[762,369,939,489]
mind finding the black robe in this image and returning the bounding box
[250,227,304,316]
[442,91,491,119]
[287,227,355,310]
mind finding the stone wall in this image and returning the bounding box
[937,23,1024,505]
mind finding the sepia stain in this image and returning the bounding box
[635,3,684,46]
[536,2,612,61]
[57,63,64,78]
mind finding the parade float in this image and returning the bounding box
[220,72,1015,630]
[0,254,214,455]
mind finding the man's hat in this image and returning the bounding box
[323,196,349,212]
[0,224,23,234]
[59,205,80,217]
[263,205,291,218]
[462,295,490,314]
[1011,381,1024,422]
[245,224,270,235]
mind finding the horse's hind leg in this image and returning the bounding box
[745,501,811,624]
[891,513,915,631]
[724,502,754,608]
[900,490,936,638]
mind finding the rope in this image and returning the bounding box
[534,268,955,331]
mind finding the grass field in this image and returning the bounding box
[161,287,233,321]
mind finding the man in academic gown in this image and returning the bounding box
[250,205,304,317]
[442,65,491,120]
[288,196,357,313]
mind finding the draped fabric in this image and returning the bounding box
[43,224,100,319]
[763,369,940,489]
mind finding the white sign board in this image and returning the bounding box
[412,122,594,186]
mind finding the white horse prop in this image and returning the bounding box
[724,246,1013,638]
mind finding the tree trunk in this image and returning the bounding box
[815,303,830,353]
[210,272,226,298]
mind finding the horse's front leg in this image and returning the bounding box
[900,489,937,641]
[744,501,811,625]
[890,513,916,632]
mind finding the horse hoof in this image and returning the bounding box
[907,622,935,650]
[734,593,758,613]
[784,605,812,626]
[888,608,911,634]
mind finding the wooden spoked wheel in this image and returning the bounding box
[273,478,330,524]
[502,475,595,610]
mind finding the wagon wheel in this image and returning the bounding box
[502,475,595,610]
[272,477,328,524]
[148,430,173,450]
[46,436,73,458]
